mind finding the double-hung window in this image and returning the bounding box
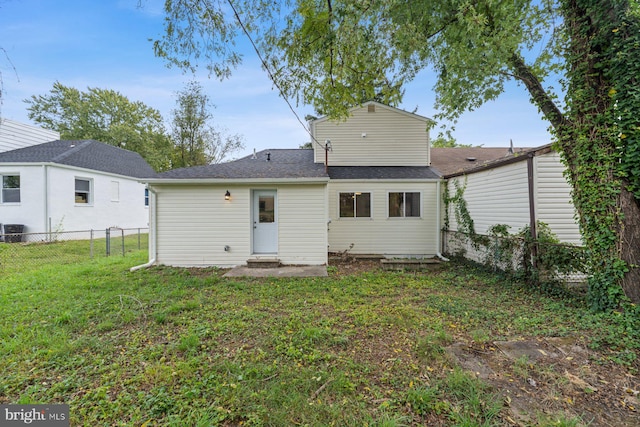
[75,178,92,204]
[388,192,421,218]
[339,192,371,218]
[1,175,20,203]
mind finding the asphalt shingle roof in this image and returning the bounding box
[157,149,328,179]
[0,139,157,178]
[328,166,440,180]
[429,147,530,176]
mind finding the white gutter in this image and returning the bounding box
[130,186,157,271]
[435,179,450,262]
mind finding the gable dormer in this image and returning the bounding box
[310,101,431,167]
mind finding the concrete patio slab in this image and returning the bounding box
[223,265,328,278]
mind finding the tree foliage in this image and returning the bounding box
[170,80,244,168]
[25,81,172,171]
[154,0,640,307]
[431,137,472,148]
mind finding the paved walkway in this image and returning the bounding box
[223,265,328,278]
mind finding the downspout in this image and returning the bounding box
[43,165,49,234]
[527,153,538,269]
[435,179,450,262]
[130,186,157,271]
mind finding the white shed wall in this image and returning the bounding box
[447,161,530,235]
[313,104,430,166]
[327,180,439,256]
[446,151,581,245]
[0,119,59,153]
[152,183,327,267]
[534,152,582,244]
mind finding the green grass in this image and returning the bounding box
[0,248,638,425]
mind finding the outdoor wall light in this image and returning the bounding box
[225,190,231,201]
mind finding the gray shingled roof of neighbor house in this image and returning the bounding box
[157,149,328,179]
[0,139,157,178]
[429,147,531,176]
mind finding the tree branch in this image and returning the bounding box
[509,53,567,131]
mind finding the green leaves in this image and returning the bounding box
[25,81,172,171]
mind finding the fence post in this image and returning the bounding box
[90,229,94,258]
[121,228,125,256]
[106,228,110,256]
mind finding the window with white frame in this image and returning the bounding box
[388,192,421,217]
[339,192,371,218]
[145,188,149,206]
[1,175,20,203]
[75,178,92,204]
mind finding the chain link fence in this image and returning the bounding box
[0,227,148,275]
[444,230,588,289]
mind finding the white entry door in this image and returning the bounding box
[253,190,278,254]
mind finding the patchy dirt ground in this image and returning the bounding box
[329,257,640,426]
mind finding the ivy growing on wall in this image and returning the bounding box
[442,178,489,250]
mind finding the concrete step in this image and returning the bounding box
[246,258,281,269]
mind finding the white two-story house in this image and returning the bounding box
[142,102,442,267]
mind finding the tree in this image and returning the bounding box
[154,0,640,307]
[170,81,244,168]
[25,81,172,171]
[430,137,472,148]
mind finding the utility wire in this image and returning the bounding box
[226,0,327,150]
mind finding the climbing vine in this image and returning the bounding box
[555,0,640,310]
[443,178,489,250]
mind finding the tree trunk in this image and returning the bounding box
[619,183,640,303]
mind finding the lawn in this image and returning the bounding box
[0,250,638,426]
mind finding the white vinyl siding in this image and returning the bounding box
[313,103,430,166]
[446,150,582,245]
[0,119,60,153]
[153,183,327,267]
[277,184,328,265]
[534,152,582,245]
[155,185,251,267]
[328,180,438,256]
[447,161,530,234]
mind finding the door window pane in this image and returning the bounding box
[259,196,275,223]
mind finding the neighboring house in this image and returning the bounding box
[442,144,581,246]
[143,101,442,268]
[0,140,156,237]
[0,119,60,153]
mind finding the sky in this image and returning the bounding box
[0,0,554,159]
